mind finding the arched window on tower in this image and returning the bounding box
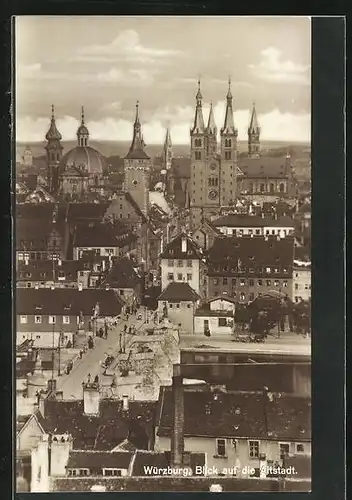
[279,183,285,193]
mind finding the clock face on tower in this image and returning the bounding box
[132,179,138,186]
[208,190,218,200]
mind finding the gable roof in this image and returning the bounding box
[101,257,141,289]
[158,282,200,302]
[238,156,292,179]
[160,233,203,260]
[17,260,81,282]
[16,288,123,316]
[73,222,135,248]
[157,387,311,441]
[66,202,109,224]
[35,398,156,450]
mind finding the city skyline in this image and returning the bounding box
[16,17,311,144]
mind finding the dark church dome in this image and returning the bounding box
[60,146,107,175]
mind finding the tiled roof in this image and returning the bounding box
[16,203,66,221]
[73,222,134,248]
[262,201,294,217]
[158,283,200,302]
[66,202,109,223]
[102,257,141,289]
[67,450,133,469]
[157,388,311,440]
[17,260,80,282]
[238,156,292,178]
[16,288,123,316]
[207,235,294,272]
[160,233,202,260]
[36,398,156,450]
[294,246,311,262]
[171,157,191,178]
[16,218,65,251]
[212,214,295,228]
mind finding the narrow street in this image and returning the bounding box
[56,309,151,399]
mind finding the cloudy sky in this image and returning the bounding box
[15,16,311,145]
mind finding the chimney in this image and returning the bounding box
[47,379,57,394]
[170,365,184,466]
[50,434,73,477]
[82,380,101,416]
[122,394,129,411]
[181,237,187,253]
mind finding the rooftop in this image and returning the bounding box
[238,156,292,178]
[160,233,203,260]
[17,260,81,282]
[158,282,200,302]
[16,287,123,316]
[212,214,295,228]
[101,257,141,289]
[73,222,135,248]
[157,387,311,441]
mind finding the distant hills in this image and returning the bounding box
[16,140,310,163]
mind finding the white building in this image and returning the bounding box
[212,214,295,238]
[159,233,205,295]
[293,260,311,303]
[194,297,236,337]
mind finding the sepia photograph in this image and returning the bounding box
[15,16,311,493]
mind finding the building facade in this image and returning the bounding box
[292,263,311,303]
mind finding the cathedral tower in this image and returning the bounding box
[248,102,260,157]
[77,106,89,147]
[190,80,207,227]
[124,101,151,216]
[220,79,238,207]
[45,105,63,193]
[205,102,217,155]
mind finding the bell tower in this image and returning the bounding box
[45,105,63,193]
[220,79,238,207]
[124,101,151,216]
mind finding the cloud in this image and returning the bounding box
[249,47,310,85]
[97,67,157,86]
[17,103,310,145]
[77,29,181,63]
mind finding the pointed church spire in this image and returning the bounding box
[191,79,205,135]
[125,101,149,159]
[248,102,260,157]
[221,78,237,135]
[45,104,62,141]
[248,102,260,134]
[207,101,217,135]
[163,124,173,170]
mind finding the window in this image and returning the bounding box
[49,316,56,324]
[223,278,228,285]
[104,469,122,477]
[270,183,275,193]
[260,183,265,192]
[186,260,193,267]
[279,443,290,460]
[266,280,271,286]
[35,315,42,324]
[225,139,232,148]
[296,443,305,453]
[167,273,174,281]
[279,183,285,193]
[249,183,253,193]
[213,278,219,286]
[249,279,254,287]
[283,280,288,287]
[232,279,236,286]
[240,279,245,286]
[240,293,246,301]
[176,303,180,309]
[225,151,232,160]
[177,274,183,281]
[255,229,261,235]
[249,293,255,301]
[63,316,70,324]
[216,438,226,457]
[274,280,280,287]
[177,260,183,267]
[79,469,88,476]
[249,440,260,458]
[187,274,192,281]
[168,260,174,267]
[195,151,201,160]
[258,280,263,286]
[20,315,27,324]
[218,318,227,327]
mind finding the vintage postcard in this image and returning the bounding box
[15,16,311,493]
